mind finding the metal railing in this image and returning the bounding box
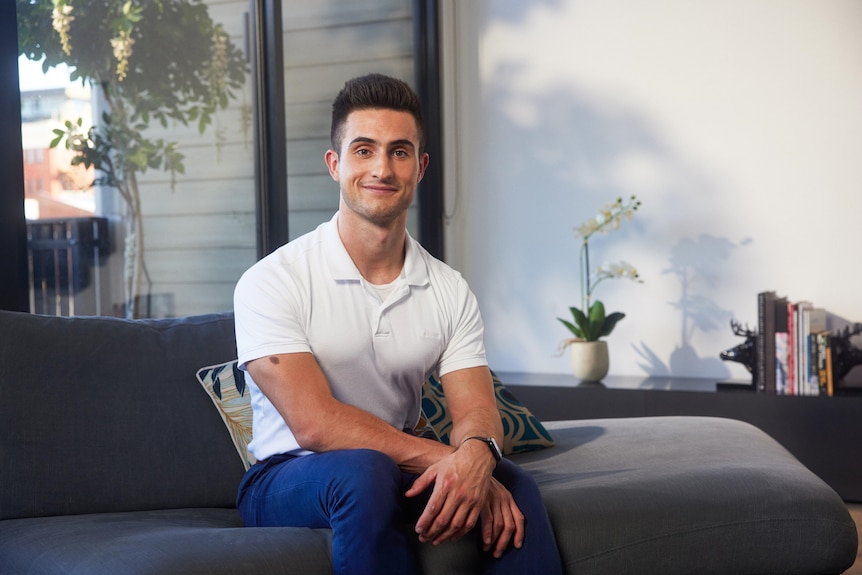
[27,217,110,316]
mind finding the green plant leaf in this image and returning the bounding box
[599,312,626,338]
[557,318,584,339]
[569,306,590,334]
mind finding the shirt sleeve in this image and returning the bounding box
[436,275,488,377]
[233,255,312,370]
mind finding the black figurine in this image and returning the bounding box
[720,320,757,377]
[830,323,862,383]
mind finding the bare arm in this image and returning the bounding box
[246,351,453,473]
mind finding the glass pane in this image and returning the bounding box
[17,0,256,318]
[281,0,418,240]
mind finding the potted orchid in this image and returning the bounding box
[558,196,642,381]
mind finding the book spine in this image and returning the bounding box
[757,291,777,394]
[817,333,828,395]
[774,296,789,395]
[808,333,821,395]
[776,332,789,394]
[801,305,811,395]
[787,302,796,395]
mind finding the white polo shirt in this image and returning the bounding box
[234,213,487,460]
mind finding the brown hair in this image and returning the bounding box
[330,73,425,154]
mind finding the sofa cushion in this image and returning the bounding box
[0,311,244,520]
[511,416,858,575]
[0,508,481,575]
[196,361,256,470]
[422,370,555,454]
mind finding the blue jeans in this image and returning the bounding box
[237,449,562,575]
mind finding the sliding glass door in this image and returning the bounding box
[9,0,437,318]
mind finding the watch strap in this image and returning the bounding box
[462,436,502,463]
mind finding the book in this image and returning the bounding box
[787,301,796,395]
[776,331,789,394]
[808,332,823,395]
[825,341,835,397]
[814,332,830,396]
[756,291,778,393]
[774,296,789,395]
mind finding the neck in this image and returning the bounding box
[336,210,407,285]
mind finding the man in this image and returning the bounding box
[234,73,561,575]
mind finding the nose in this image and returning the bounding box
[371,153,394,181]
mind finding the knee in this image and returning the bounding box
[330,449,402,498]
[494,460,543,507]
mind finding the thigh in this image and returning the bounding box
[237,449,405,528]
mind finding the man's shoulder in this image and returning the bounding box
[408,236,467,287]
[257,220,333,267]
[237,222,334,295]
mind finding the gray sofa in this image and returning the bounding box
[0,310,857,574]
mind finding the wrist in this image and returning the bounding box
[460,436,502,465]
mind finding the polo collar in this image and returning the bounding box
[323,212,430,288]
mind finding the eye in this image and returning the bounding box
[393,149,409,158]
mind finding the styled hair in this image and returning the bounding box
[330,73,425,154]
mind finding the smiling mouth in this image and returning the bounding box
[363,184,398,194]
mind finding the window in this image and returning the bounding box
[4,0,440,317]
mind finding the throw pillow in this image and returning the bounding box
[420,370,555,455]
[196,360,256,471]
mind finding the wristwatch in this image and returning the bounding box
[462,436,502,463]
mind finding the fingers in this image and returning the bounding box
[491,501,524,559]
[415,485,482,545]
[484,479,525,559]
[405,468,435,498]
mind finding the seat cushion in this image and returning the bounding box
[0,508,483,575]
[512,416,858,575]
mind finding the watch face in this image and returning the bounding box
[488,437,502,461]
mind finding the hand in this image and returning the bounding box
[480,477,525,559]
[406,446,494,546]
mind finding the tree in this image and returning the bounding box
[17,0,247,317]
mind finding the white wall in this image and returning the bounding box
[441,0,862,380]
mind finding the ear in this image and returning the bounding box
[325,149,340,182]
[417,152,430,184]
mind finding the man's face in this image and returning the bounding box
[326,108,429,228]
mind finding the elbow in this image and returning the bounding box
[291,422,328,452]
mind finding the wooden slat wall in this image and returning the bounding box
[133,0,415,317]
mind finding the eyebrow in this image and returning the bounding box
[348,137,416,151]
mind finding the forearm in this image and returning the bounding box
[299,397,455,473]
[449,405,504,447]
[439,367,503,456]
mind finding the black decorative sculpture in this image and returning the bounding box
[830,323,862,383]
[720,320,758,380]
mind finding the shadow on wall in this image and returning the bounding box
[633,235,749,380]
[476,63,749,377]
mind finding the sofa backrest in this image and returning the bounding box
[0,311,245,520]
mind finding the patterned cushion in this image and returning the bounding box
[421,370,555,455]
[196,361,256,470]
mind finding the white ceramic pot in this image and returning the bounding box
[569,340,609,383]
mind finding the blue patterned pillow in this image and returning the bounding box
[421,370,555,455]
[196,361,256,471]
